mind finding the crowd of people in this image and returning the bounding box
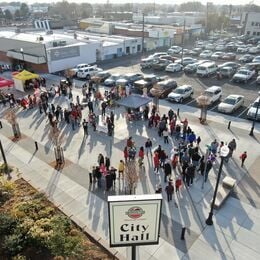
[0,75,248,203]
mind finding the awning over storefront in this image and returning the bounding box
[13,70,39,81]
[116,94,152,109]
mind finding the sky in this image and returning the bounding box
[2,0,260,5]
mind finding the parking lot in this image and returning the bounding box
[77,55,260,121]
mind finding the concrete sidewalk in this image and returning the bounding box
[1,86,260,259]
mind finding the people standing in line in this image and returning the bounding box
[138,146,144,166]
[240,151,247,167]
[186,163,195,187]
[153,152,160,173]
[228,139,237,158]
[145,138,153,156]
[118,160,125,179]
[98,153,104,167]
[196,136,201,147]
[123,146,128,162]
[210,139,219,156]
[82,119,88,137]
[165,181,174,202]
[175,176,182,194]
[204,160,213,182]
[105,156,110,170]
[164,158,172,182]
[163,128,169,144]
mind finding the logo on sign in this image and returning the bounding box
[126,207,145,219]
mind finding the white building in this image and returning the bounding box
[241,12,260,36]
[0,29,142,73]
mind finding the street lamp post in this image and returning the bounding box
[249,91,260,136]
[20,47,24,70]
[206,145,229,226]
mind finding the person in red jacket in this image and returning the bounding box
[153,152,160,173]
[123,146,128,162]
[240,151,247,167]
[138,146,144,166]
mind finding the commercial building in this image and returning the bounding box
[0,29,142,73]
[241,12,260,36]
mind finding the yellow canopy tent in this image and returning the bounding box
[13,70,39,92]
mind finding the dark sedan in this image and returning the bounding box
[150,79,177,98]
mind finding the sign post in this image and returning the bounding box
[108,194,163,259]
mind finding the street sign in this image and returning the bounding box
[108,194,162,247]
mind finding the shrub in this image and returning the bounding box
[3,233,25,256]
[0,213,17,235]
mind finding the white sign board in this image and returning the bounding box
[108,194,162,247]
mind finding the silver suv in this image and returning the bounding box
[204,86,222,105]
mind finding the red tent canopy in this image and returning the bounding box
[0,77,14,88]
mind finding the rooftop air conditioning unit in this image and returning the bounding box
[46,30,53,35]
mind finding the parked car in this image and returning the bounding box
[77,65,102,79]
[247,97,260,120]
[236,46,249,53]
[91,71,111,82]
[218,95,244,113]
[248,47,259,54]
[184,60,209,73]
[243,62,260,74]
[199,50,213,58]
[190,47,202,56]
[218,62,240,71]
[232,69,255,83]
[215,45,226,51]
[149,52,168,59]
[252,56,260,63]
[133,74,157,93]
[167,85,193,103]
[152,59,172,70]
[116,73,143,86]
[204,86,222,105]
[104,74,122,87]
[175,57,197,66]
[159,55,178,62]
[0,64,11,71]
[219,66,236,78]
[211,52,224,60]
[221,52,236,60]
[257,75,260,84]
[205,43,215,50]
[140,57,157,69]
[196,62,218,77]
[70,63,90,77]
[165,63,183,73]
[167,46,182,54]
[150,79,177,98]
[239,54,254,63]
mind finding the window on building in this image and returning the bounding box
[257,32,260,36]
[247,31,250,35]
[137,45,141,52]
[252,22,254,26]
[126,46,130,54]
[253,32,256,35]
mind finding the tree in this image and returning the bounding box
[4,9,13,20]
[207,13,229,33]
[20,3,29,18]
[14,9,20,20]
[178,2,205,12]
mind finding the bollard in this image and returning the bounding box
[228,121,231,129]
[181,227,186,240]
[177,108,180,117]
[0,121,2,129]
[35,141,38,151]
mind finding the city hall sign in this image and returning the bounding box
[108,194,162,247]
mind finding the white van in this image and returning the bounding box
[196,62,218,77]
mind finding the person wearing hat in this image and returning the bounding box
[240,151,247,167]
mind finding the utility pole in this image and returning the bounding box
[206,2,210,36]
[142,13,145,53]
[181,19,186,65]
